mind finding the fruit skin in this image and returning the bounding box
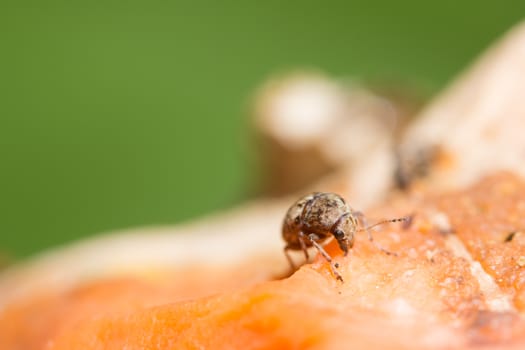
[3,173,525,349]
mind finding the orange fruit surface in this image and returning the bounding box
[2,173,525,349]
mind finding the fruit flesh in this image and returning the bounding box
[3,173,525,349]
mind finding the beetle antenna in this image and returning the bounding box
[357,216,410,232]
[352,212,411,256]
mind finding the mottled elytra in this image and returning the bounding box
[282,192,408,282]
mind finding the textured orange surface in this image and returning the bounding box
[435,175,525,310]
[2,173,525,349]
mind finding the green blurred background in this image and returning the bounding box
[1,1,523,258]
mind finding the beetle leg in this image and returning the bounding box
[307,233,343,282]
[284,245,297,271]
[298,231,310,261]
[354,211,398,256]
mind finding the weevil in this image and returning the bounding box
[282,192,408,282]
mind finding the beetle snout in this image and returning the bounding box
[333,231,351,256]
[338,238,350,256]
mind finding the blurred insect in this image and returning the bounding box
[394,146,439,190]
[282,192,409,282]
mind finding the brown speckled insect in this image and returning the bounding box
[282,192,408,282]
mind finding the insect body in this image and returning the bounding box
[282,192,407,282]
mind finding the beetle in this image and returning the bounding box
[282,192,408,282]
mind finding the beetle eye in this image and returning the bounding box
[294,217,300,224]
